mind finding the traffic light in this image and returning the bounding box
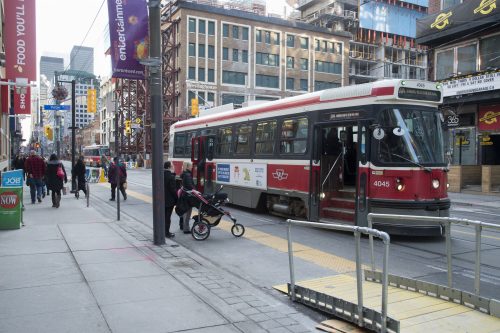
[191,98,199,117]
[35,142,40,149]
[87,89,97,113]
[44,125,53,141]
[125,120,131,135]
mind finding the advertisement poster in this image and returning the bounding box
[216,163,267,189]
[1,170,24,187]
[0,187,23,230]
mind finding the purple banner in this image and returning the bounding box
[107,0,149,79]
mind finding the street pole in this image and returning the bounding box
[149,0,165,245]
[70,80,76,192]
[56,113,61,157]
[39,106,44,157]
[114,81,120,221]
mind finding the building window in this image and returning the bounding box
[336,43,343,54]
[256,29,262,43]
[208,92,215,102]
[300,37,309,49]
[242,50,248,63]
[480,34,500,70]
[198,68,205,81]
[199,19,206,34]
[235,125,252,155]
[300,79,308,91]
[315,40,321,51]
[216,127,233,156]
[457,44,477,75]
[322,41,328,52]
[286,78,294,90]
[222,71,246,85]
[287,35,295,47]
[300,58,308,70]
[208,21,215,35]
[188,67,195,80]
[287,56,294,69]
[280,118,308,154]
[436,49,454,80]
[329,42,335,53]
[441,0,461,10]
[315,60,342,74]
[256,52,279,66]
[189,18,196,33]
[233,49,239,62]
[232,26,239,39]
[255,120,276,155]
[223,47,229,60]
[314,81,340,91]
[273,32,280,45]
[265,31,271,44]
[242,27,249,40]
[208,45,215,59]
[189,43,195,57]
[256,74,279,88]
[199,44,205,58]
[223,23,229,37]
[208,69,215,82]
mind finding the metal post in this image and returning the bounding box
[287,221,296,301]
[149,0,165,245]
[445,222,453,288]
[355,230,364,327]
[474,224,482,295]
[381,238,390,333]
[114,82,120,221]
[71,80,76,192]
[39,106,44,157]
[367,215,375,272]
[56,113,61,157]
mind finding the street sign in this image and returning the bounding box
[135,117,142,124]
[43,105,70,111]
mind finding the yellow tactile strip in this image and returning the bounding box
[274,275,500,333]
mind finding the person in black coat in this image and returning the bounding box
[45,154,67,208]
[72,156,87,198]
[179,162,194,233]
[163,161,177,238]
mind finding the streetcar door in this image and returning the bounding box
[314,123,358,224]
[191,135,207,192]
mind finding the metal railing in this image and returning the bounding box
[287,219,391,332]
[368,214,500,296]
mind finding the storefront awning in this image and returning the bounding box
[416,0,500,46]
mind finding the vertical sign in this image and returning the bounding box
[0,188,23,230]
[13,86,30,115]
[87,89,97,113]
[107,0,149,79]
[4,0,37,82]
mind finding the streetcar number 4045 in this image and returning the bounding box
[373,180,390,187]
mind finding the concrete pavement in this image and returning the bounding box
[0,185,317,333]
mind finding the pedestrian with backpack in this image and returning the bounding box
[45,154,67,208]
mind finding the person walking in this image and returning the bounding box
[72,156,87,198]
[45,154,67,208]
[180,161,194,234]
[163,161,177,238]
[24,150,46,204]
[108,157,127,201]
[100,154,108,177]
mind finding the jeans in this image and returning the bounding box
[29,178,43,203]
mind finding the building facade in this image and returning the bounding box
[162,1,350,117]
[98,77,117,154]
[0,0,9,171]
[70,46,94,74]
[417,0,500,191]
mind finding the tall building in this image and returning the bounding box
[416,0,500,192]
[161,0,350,118]
[40,56,64,84]
[70,46,94,74]
[296,0,429,85]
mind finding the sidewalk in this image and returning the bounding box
[448,191,500,209]
[0,187,316,333]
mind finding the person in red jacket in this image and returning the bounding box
[24,150,47,204]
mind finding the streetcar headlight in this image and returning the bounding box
[432,179,440,189]
[401,80,406,86]
[446,183,450,189]
[320,192,326,200]
[395,178,404,191]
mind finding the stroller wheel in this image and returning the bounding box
[192,221,210,241]
[231,224,245,237]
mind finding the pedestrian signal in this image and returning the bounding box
[87,89,97,113]
[191,98,199,116]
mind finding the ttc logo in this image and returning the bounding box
[272,169,289,181]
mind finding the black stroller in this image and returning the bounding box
[180,185,245,241]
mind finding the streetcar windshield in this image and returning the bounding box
[374,108,444,165]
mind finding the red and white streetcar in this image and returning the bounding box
[169,79,449,236]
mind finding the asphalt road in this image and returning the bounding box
[74,165,500,304]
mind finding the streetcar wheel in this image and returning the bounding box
[231,224,245,237]
[192,221,210,241]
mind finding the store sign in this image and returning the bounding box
[442,72,500,97]
[13,86,30,115]
[446,114,460,127]
[478,105,500,131]
[1,170,24,187]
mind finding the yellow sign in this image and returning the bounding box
[191,98,199,116]
[480,141,494,145]
[456,136,469,146]
[135,117,142,124]
[87,89,97,113]
[474,0,496,14]
[431,12,452,29]
[479,111,500,125]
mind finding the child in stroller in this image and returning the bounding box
[176,185,245,241]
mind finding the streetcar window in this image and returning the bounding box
[235,125,252,155]
[255,120,276,155]
[216,127,233,156]
[185,132,196,157]
[174,133,186,155]
[280,118,308,154]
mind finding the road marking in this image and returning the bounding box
[452,229,500,241]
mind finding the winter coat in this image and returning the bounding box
[181,170,195,190]
[72,160,87,189]
[46,160,67,191]
[164,170,177,207]
[108,163,127,185]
